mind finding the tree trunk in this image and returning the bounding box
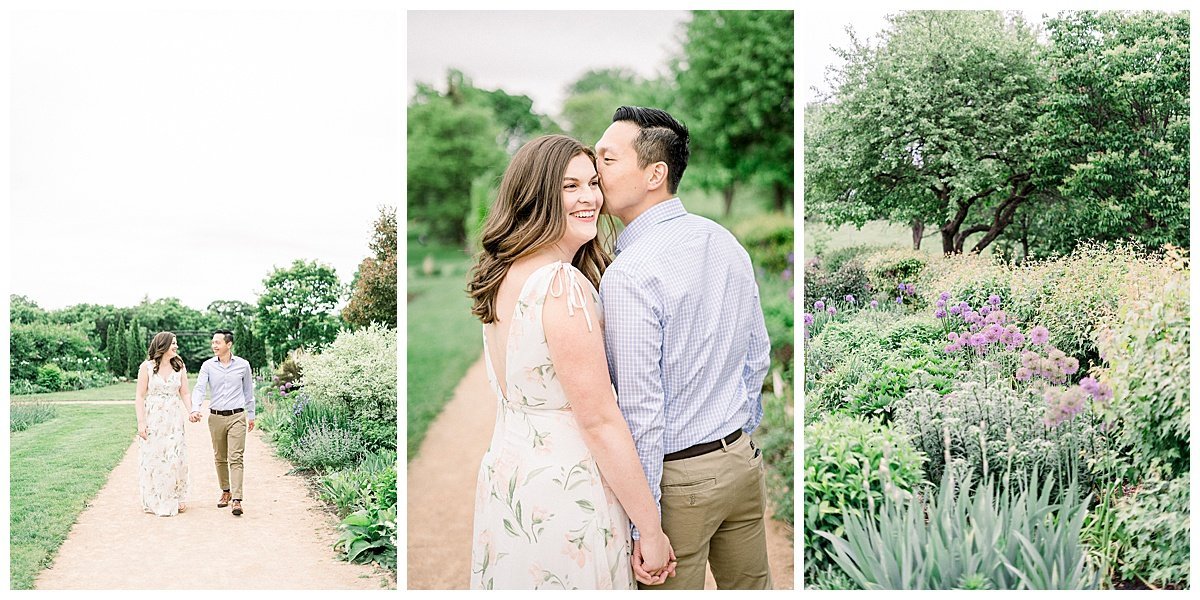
[911,218,925,250]
[773,181,788,212]
[723,183,735,217]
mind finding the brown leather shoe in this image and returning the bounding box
[218,491,232,508]
[231,500,243,516]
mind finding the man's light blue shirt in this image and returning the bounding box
[191,355,256,419]
[600,198,771,537]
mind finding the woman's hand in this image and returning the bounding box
[137,424,148,440]
[632,529,676,585]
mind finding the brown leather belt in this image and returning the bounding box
[210,408,244,416]
[664,429,742,462]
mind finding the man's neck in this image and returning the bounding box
[618,193,676,226]
[217,353,233,365]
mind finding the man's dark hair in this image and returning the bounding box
[213,329,234,344]
[612,106,690,194]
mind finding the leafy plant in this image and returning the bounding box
[1111,473,1190,588]
[818,469,1099,590]
[291,422,363,471]
[10,403,57,432]
[334,503,397,570]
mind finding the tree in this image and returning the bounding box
[207,300,257,326]
[1025,11,1189,257]
[233,317,269,371]
[344,205,398,329]
[677,10,795,214]
[10,295,46,325]
[806,11,1046,254]
[561,69,675,147]
[125,318,146,378]
[256,260,344,363]
[107,315,126,376]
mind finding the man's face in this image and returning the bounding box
[595,120,647,222]
[211,334,230,356]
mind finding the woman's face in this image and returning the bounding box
[166,337,178,359]
[559,153,603,250]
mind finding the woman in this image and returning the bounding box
[467,135,675,589]
[135,332,191,516]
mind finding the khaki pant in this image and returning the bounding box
[641,433,772,590]
[208,411,247,500]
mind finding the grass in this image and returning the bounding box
[12,375,199,403]
[804,219,999,261]
[406,243,482,461]
[9,403,136,589]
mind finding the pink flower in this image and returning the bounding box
[1029,326,1050,345]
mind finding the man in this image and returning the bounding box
[596,106,773,590]
[190,329,256,517]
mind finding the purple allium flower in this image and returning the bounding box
[940,291,951,301]
[944,344,959,354]
[845,294,856,303]
[1029,326,1050,345]
[969,324,981,333]
[896,296,904,304]
[803,313,814,326]
[1093,382,1113,404]
[1020,351,1039,368]
[964,311,980,324]
[988,294,1002,306]
[787,252,794,265]
[1011,332,1026,347]
[949,305,963,315]
[869,300,878,309]
[935,308,948,319]
[788,287,795,301]
[898,283,906,291]
[936,298,946,308]
[984,325,1002,343]
[980,305,992,317]
[1062,357,1080,375]
[906,283,916,294]
[970,333,987,347]
[827,305,837,315]
[959,301,971,311]
[814,300,825,311]
[782,268,792,281]
[1015,367,1032,382]
[947,332,960,342]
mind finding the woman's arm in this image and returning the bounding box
[543,269,674,578]
[135,362,149,439]
[178,366,192,415]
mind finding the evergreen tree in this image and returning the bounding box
[107,316,126,376]
[125,319,145,378]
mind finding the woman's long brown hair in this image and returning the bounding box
[147,332,185,374]
[468,134,614,324]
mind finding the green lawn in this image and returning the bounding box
[9,404,136,589]
[406,244,482,461]
[12,374,199,403]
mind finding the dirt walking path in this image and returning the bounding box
[407,356,794,590]
[35,400,393,590]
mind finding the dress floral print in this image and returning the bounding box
[138,363,190,516]
[471,262,634,590]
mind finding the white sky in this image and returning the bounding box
[407,11,691,117]
[9,9,398,311]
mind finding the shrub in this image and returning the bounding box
[845,343,958,421]
[804,258,870,313]
[862,247,927,300]
[9,379,47,396]
[300,324,397,435]
[335,503,397,571]
[1093,248,1189,480]
[757,388,793,525]
[821,244,879,273]
[1112,473,1189,587]
[319,449,398,518]
[9,321,103,382]
[291,422,364,471]
[10,402,58,432]
[35,364,65,392]
[804,414,925,574]
[272,349,306,388]
[818,469,1099,590]
[894,361,1102,488]
[731,212,793,272]
[917,251,1010,313]
[881,314,945,350]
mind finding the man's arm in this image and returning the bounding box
[191,361,209,414]
[600,268,665,540]
[741,280,771,433]
[242,360,256,423]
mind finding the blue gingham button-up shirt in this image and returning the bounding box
[600,199,771,536]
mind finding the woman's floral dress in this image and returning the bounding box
[471,262,635,590]
[138,362,190,516]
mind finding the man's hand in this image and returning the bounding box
[248,419,255,432]
[189,412,201,423]
[631,537,677,586]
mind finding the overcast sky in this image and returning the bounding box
[10,9,397,311]
[407,11,691,117]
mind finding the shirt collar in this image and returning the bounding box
[615,198,686,255]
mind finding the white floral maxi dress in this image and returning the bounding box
[138,364,190,516]
[471,262,635,590]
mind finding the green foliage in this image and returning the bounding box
[861,248,927,299]
[319,449,398,517]
[1093,248,1189,481]
[344,205,399,330]
[677,10,794,211]
[334,503,397,570]
[10,321,104,382]
[818,470,1099,590]
[10,403,58,432]
[561,68,674,146]
[895,361,1101,488]
[1111,473,1190,587]
[291,422,364,471]
[730,212,794,273]
[256,259,344,363]
[807,10,1045,255]
[272,349,305,388]
[10,294,47,324]
[233,317,269,372]
[757,389,793,525]
[845,339,958,420]
[803,414,925,574]
[35,364,66,393]
[804,257,870,313]
[299,324,397,450]
[1030,11,1189,255]
[917,251,1011,313]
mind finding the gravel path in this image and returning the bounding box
[34,401,394,589]
[406,357,794,589]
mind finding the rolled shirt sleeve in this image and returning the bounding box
[741,281,771,434]
[600,267,665,541]
[242,359,256,420]
[191,361,209,413]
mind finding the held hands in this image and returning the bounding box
[137,424,148,440]
[189,412,201,423]
[631,529,677,586]
[248,419,255,432]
